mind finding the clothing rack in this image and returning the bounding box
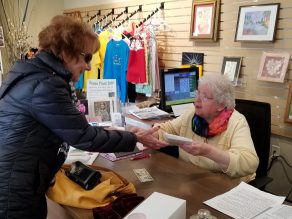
[115,5,142,28]
[87,10,101,23]
[136,2,164,28]
[95,9,115,25]
[103,7,128,29]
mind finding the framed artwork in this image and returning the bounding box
[93,100,112,122]
[284,83,292,123]
[181,52,204,78]
[0,26,4,47]
[182,52,204,65]
[235,3,280,42]
[221,57,242,86]
[257,52,290,83]
[190,0,220,41]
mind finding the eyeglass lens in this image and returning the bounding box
[80,53,92,64]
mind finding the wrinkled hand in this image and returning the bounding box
[130,127,168,150]
[179,141,211,156]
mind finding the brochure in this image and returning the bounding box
[100,143,147,162]
[129,106,170,120]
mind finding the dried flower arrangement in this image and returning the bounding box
[5,19,31,64]
[0,0,32,65]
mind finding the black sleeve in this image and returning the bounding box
[31,76,137,153]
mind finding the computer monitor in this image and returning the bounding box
[160,66,199,113]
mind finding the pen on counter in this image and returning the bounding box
[130,153,151,161]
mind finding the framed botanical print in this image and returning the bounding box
[257,52,290,83]
[235,3,280,42]
[221,57,242,86]
[284,82,292,123]
[190,0,220,41]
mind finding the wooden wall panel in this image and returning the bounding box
[64,0,292,139]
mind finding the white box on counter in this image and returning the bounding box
[124,192,186,219]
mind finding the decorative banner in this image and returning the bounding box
[0,26,4,48]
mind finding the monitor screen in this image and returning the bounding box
[160,66,199,113]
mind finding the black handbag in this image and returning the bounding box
[66,161,102,190]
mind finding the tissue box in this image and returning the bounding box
[124,192,186,219]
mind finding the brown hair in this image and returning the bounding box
[38,15,99,60]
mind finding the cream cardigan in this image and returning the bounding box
[156,108,259,182]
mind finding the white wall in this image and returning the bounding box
[0,0,63,74]
[28,0,64,47]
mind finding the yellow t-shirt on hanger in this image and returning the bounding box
[98,30,111,79]
[83,47,101,92]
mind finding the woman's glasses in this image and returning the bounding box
[195,91,214,102]
[80,52,93,64]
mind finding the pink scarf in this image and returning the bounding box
[208,109,234,137]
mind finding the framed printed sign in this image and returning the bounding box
[221,57,242,86]
[235,3,280,42]
[190,0,220,41]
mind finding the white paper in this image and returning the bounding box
[204,182,285,219]
[125,117,152,130]
[65,147,99,165]
[87,79,116,99]
[171,103,193,117]
[163,132,192,145]
[254,204,292,219]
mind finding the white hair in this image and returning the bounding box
[198,74,235,109]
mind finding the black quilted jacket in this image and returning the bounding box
[0,51,137,219]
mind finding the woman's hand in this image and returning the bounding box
[179,141,211,156]
[129,126,168,150]
[179,141,230,171]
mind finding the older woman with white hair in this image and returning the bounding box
[155,74,259,181]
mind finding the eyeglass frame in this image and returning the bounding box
[194,90,214,102]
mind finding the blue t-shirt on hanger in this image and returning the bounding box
[103,39,129,104]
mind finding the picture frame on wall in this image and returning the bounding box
[284,83,292,123]
[257,52,290,83]
[234,3,280,42]
[221,57,242,86]
[190,0,220,41]
[182,52,204,65]
[0,26,4,48]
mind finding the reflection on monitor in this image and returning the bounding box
[160,66,199,113]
